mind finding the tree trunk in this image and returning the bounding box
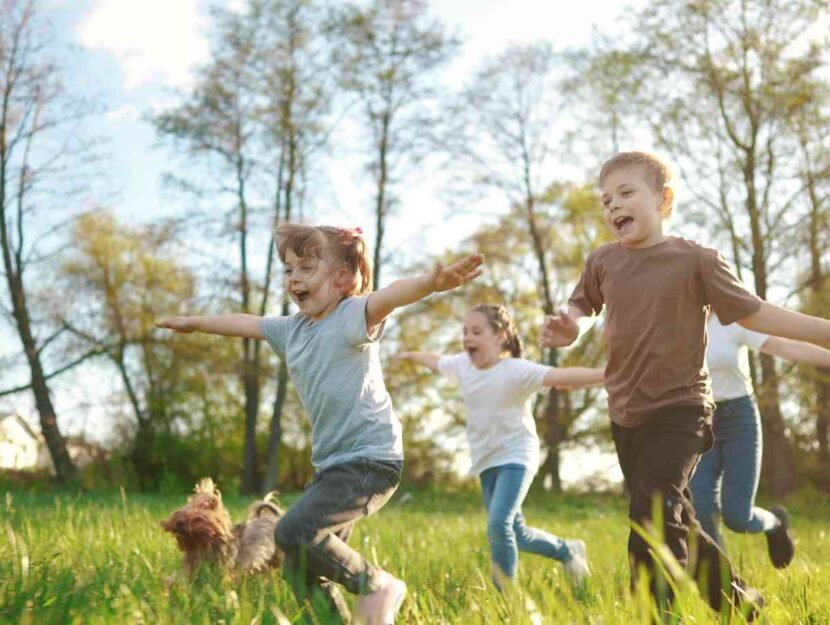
[242,348,261,493]
[743,148,795,498]
[237,155,260,494]
[540,385,563,493]
[8,274,76,482]
[373,110,391,290]
[131,417,161,491]
[523,187,563,490]
[816,368,830,491]
[263,137,293,493]
[264,359,289,493]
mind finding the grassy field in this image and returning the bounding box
[1,487,828,624]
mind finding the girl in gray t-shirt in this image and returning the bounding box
[157,222,483,625]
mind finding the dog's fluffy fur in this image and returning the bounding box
[162,477,284,575]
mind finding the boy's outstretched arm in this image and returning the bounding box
[365,254,484,331]
[397,351,442,373]
[540,306,589,348]
[737,302,830,349]
[156,314,264,339]
[543,366,605,390]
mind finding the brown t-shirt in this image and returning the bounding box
[569,237,762,427]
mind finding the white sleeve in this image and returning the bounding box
[509,358,550,396]
[735,324,770,352]
[437,353,466,381]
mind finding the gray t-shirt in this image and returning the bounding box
[261,296,403,471]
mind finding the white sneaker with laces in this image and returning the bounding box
[562,539,591,583]
[354,571,407,625]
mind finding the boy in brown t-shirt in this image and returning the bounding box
[542,151,830,620]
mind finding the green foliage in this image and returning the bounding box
[2,489,828,623]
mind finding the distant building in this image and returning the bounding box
[0,413,103,473]
[0,413,52,471]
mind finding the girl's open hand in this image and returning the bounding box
[427,254,485,293]
[155,317,196,333]
[541,310,579,347]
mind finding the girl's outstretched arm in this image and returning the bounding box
[397,351,442,372]
[759,336,830,367]
[156,314,264,339]
[365,254,484,331]
[737,302,830,348]
[543,366,605,390]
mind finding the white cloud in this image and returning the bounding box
[76,0,210,89]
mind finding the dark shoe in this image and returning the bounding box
[765,505,795,569]
[730,582,765,623]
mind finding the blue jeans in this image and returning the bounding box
[479,463,571,588]
[689,394,779,546]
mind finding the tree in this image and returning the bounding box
[790,84,830,487]
[60,211,229,489]
[329,0,458,288]
[441,42,610,490]
[155,0,331,493]
[0,0,97,482]
[154,8,265,492]
[250,0,332,493]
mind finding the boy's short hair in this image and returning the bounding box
[599,151,673,194]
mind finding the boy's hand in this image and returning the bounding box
[541,310,579,347]
[155,317,196,333]
[426,254,485,293]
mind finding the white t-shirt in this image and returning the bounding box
[706,312,769,401]
[438,354,549,476]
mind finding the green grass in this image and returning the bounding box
[1,487,828,624]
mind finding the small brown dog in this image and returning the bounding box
[162,477,284,575]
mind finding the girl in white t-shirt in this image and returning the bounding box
[690,311,830,568]
[399,303,604,589]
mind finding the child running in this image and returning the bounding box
[157,223,484,625]
[541,151,830,621]
[690,311,830,564]
[399,303,602,590]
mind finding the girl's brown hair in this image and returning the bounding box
[470,303,523,358]
[275,223,373,297]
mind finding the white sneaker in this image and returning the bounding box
[562,539,590,583]
[354,571,407,625]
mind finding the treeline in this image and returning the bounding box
[1,0,829,497]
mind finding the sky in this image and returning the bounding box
[2,0,640,486]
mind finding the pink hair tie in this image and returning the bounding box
[354,226,363,234]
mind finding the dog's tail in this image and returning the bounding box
[195,477,218,495]
[253,492,284,518]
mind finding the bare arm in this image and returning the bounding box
[365,254,484,331]
[543,366,605,389]
[397,351,442,373]
[759,336,830,367]
[540,305,590,348]
[155,314,264,339]
[737,301,830,349]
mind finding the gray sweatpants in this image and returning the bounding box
[274,458,402,624]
